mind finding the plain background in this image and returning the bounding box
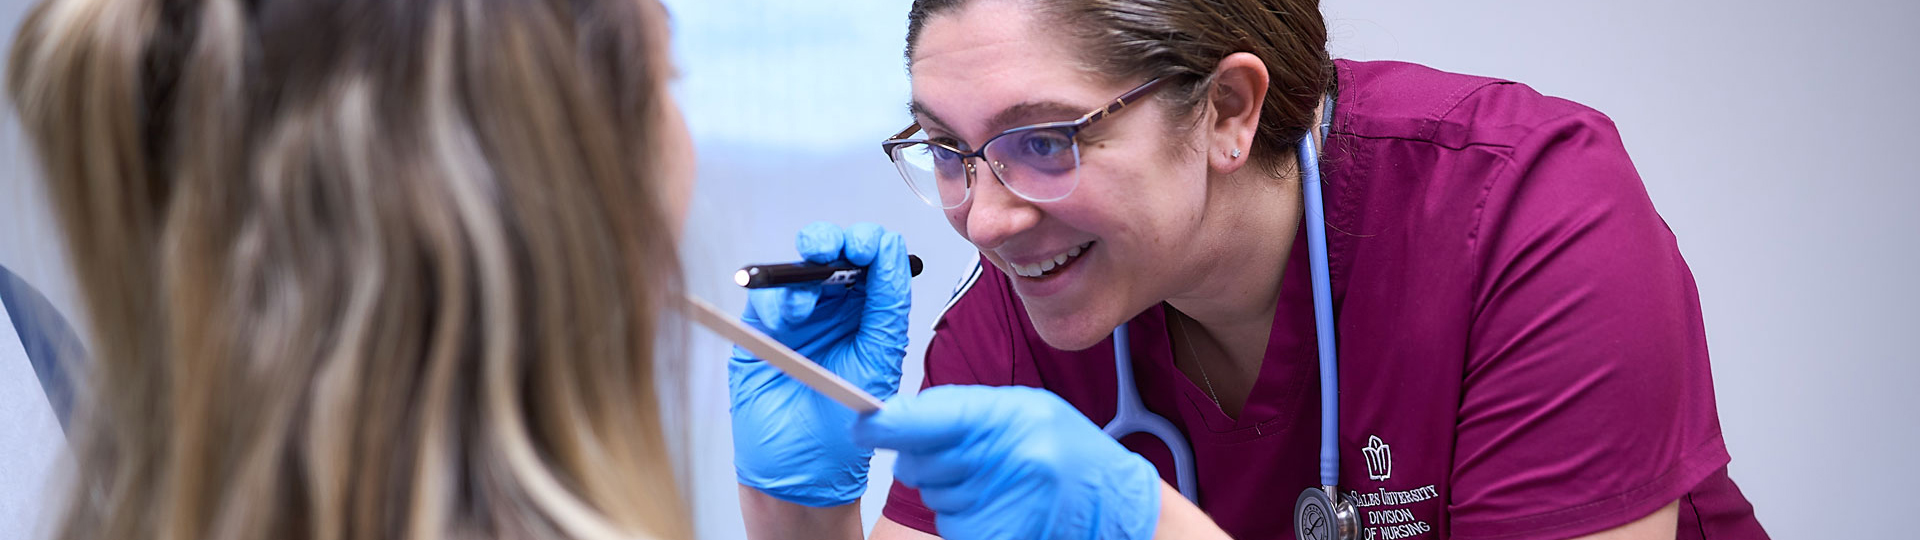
[2,0,1915,538]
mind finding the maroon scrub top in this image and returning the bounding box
[882,60,1768,540]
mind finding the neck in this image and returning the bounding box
[1162,161,1298,419]
[1167,98,1326,377]
[1164,179,1297,377]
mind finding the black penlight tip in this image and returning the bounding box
[908,254,924,277]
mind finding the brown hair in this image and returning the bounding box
[7,0,691,538]
[906,0,1332,176]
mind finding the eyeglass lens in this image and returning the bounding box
[890,127,1081,209]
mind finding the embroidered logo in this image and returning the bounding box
[1362,435,1392,481]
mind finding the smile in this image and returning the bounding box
[1009,241,1094,278]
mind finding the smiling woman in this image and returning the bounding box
[899,0,1308,353]
[726,0,1770,539]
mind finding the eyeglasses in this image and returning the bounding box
[880,77,1168,209]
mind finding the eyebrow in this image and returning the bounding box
[907,99,1092,143]
[987,101,1087,133]
[907,101,957,137]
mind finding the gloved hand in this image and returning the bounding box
[854,385,1163,540]
[729,221,911,507]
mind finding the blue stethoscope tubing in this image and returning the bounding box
[1102,95,1339,503]
[1299,108,1340,490]
[1101,323,1200,502]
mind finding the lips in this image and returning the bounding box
[1008,241,1094,278]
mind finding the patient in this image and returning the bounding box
[7,0,695,538]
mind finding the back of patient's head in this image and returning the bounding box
[7,0,690,538]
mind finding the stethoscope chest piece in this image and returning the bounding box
[1294,486,1360,540]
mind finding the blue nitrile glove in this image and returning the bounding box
[853,385,1163,540]
[729,221,910,507]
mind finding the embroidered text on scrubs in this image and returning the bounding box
[1347,485,1439,507]
[1349,484,1440,540]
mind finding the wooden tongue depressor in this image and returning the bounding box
[682,294,885,413]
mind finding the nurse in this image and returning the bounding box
[729,0,1770,539]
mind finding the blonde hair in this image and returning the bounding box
[7,0,691,538]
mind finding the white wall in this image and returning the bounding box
[2,0,1913,538]
[1312,2,1920,537]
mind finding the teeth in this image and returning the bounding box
[1011,241,1094,278]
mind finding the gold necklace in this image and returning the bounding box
[1171,309,1225,411]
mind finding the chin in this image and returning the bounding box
[1023,306,1119,351]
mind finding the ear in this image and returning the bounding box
[1205,52,1268,174]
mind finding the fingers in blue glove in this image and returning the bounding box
[747,221,855,332]
[854,385,1163,539]
[842,223,881,266]
[857,387,1017,516]
[847,223,911,347]
[745,286,822,332]
[890,443,975,489]
[728,221,915,510]
[775,221,910,348]
[853,385,1007,452]
[797,221,847,264]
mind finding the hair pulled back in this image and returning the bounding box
[907,0,1332,176]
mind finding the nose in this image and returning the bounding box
[956,159,1041,251]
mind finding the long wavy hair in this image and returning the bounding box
[6,0,692,538]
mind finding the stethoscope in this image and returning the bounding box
[1101,94,1360,540]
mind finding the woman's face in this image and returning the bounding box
[912,0,1214,350]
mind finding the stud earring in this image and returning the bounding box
[1230,149,1242,158]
